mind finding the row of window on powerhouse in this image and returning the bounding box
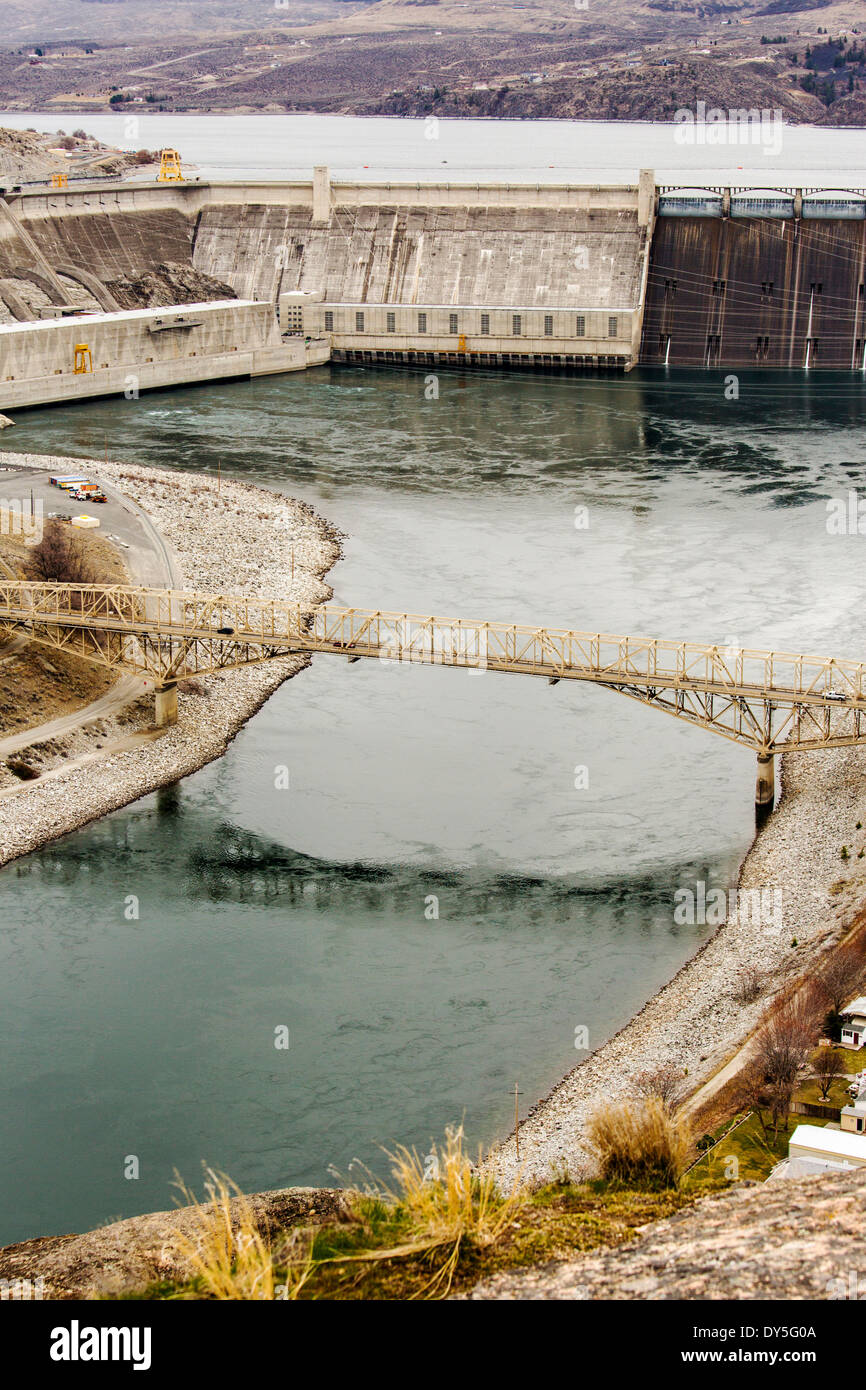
[321,310,622,339]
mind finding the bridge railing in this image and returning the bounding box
[0,584,863,703]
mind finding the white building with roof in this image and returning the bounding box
[781,1124,866,1178]
[840,997,866,1049]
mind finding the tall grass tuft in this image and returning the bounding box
[166,1127,522,1300]
[585,1098,691,1190]
[169,1168,312,1301]
[328,1123,525,1298]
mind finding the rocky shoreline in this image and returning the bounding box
[0,449,342,869]
[489,743,866,1190]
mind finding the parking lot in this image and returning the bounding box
[0,463,178,586]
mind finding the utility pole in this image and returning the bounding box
[514,1081,521,1160]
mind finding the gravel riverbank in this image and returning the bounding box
[489,743,866,1190]
[0,449,341,868]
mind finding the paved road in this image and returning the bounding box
[0,461,179,749]
[0,672,145,759]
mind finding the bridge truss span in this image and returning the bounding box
[1,584,865,796]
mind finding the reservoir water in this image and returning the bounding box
[2,363,865,1243]
[2,110,866,186]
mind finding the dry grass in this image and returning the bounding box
[168,1169,313,1301]
[366,1123,526,1295]
[585,1098,692,1190]
[163,1127,525,1301]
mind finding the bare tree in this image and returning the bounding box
[817,946,864,1018]
[767,1078,797,1141]
[755,998,817,1087]
[634,1063,685,1115]
[733,1059,771,1137]
[752,997,819,1139]
[814,1047,846,1101]
[27,521,95,585]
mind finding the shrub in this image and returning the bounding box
[6,758,38,780]
[633,1063,685,1114]
[26,521,96,584]
[585,1098,691,1190]
[733,965,764,1005]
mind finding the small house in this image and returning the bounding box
[840,997,866,1049]
[841,1096,866,1136]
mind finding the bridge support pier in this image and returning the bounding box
[755,753,775,812]
[154,682,178,728]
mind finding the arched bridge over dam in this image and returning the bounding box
[2,581,865,810]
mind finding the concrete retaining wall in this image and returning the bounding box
[0,172,657,372]
[0,300,321,410]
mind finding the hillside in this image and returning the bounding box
[0,126,133,181]
[0,0,864,130]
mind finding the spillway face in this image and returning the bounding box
[195,203,641,307]
[0,207,193,283]
[192,197,649,369]
[640,216,866,370]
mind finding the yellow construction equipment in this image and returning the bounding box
[50,171,68,189]
[156,149,184,183]
[458,334,467,353]
[73,344,93,375]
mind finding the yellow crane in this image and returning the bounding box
[156,149,184,183]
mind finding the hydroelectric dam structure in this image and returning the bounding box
[1,165,866,407]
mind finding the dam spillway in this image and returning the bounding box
[642,192,866,371]
[0,170,655,384]
[0,167,865,406]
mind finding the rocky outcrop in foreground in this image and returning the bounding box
[0,1188,352,1300]
[5,1167,865,1300]
[468,1169,866,1300]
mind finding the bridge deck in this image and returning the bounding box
[1,583,864,756]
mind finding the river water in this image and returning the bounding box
[2,363,866,1243]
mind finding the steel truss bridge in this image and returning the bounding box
[2,581,865,805]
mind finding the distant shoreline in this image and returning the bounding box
[3,110,866,133]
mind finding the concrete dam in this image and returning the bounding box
[0,167,864,407]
